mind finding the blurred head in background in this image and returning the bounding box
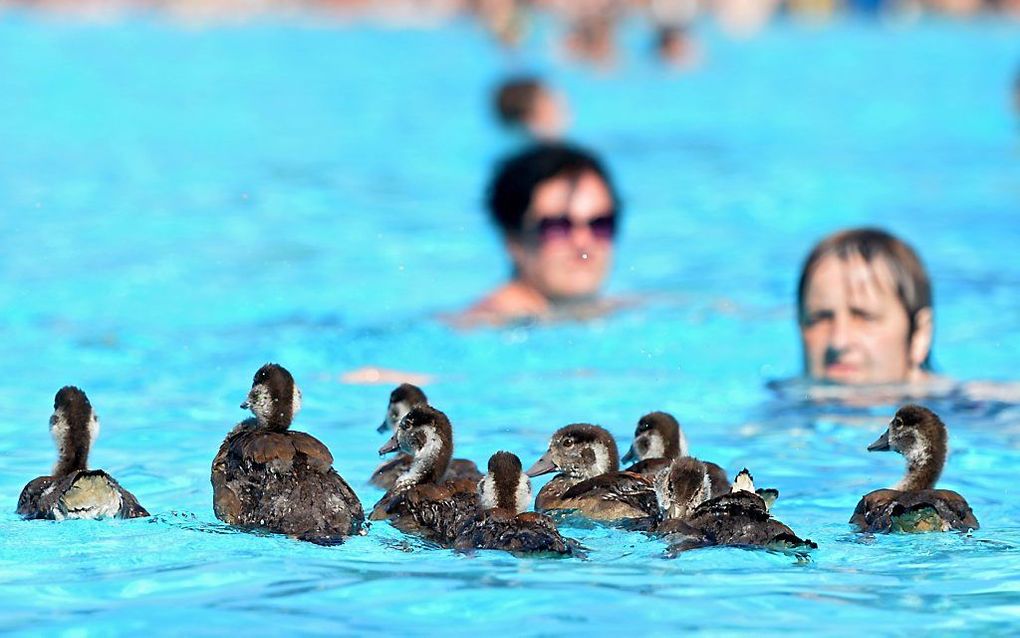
[797,228,934,385]
[494,76,570,140]
[465,143,621,321]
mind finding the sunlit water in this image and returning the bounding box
[1,11,1019,635]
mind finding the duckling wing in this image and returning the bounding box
[445,458,483,483]
[287,432,335,473]
[454,509,573,555]
[930,489,980,531]
[622,458,670,477]
[375,483,481,545]
[560,472,659,518]
[16,476,55,519]
[370,454,412,489]
[852,488,979,533]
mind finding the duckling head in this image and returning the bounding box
[655,457,709,520]
[380,404,453,487]
[377,383,428,434]
[868,404,947,490]
[526,423,619,480]
[241,363,302,432]
[622,411,689,464]
[479,451,532,513]
[50,386,99,477]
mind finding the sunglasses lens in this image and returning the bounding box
[589,214,616,239]
[536,217,572,242]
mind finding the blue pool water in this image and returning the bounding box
[1,11,1019,635]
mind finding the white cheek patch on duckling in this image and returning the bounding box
[479,474,498,510]
[515,474,533,514]
[89,412,100,446]
[291,385,302,418]
[592,442,613,475]
[50,410,69,457]
[644,433,666,460]
[247,386,274,419]
[676,428,690,458]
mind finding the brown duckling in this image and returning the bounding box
[654,460,815,554]
[18,386,148,521]
[526,423,659,523]
[211,363,364,544]
[453,451,575,555]
[850,404,979,533]
[370,405,479,545]
[369,383,481,489]
[621,411,730,498]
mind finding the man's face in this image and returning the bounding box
[800,253,928,385]
[508,170,615,301]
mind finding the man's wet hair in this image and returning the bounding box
[486,143,620,237]
[494,76,544,128]
[797,227,932,368]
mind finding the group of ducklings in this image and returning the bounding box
[17,363,979,557]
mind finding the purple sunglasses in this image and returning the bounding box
[531,213,617,243]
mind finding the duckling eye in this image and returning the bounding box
[399,419,410,430]
[562,438,574,448]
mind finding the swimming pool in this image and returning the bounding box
[1,11,1019,635]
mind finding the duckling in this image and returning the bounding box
[369,383,482,489]
[850,404,979,533]
[369,405,480,545]
[17,387,148,521]
[453,451,575,555]
[211,363,364,544]
[621,411,730,498]
[654,460,815,554]
[526,423,659,523]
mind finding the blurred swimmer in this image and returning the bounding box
[459,142,622,325]
[649,0,702,68]
[797,228,933,386]
[494,76,570,140]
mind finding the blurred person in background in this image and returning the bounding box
[494,76,571,141]
[648,0,703,67]
[471,0,529,47]
[459,143,622,325]
[797,228,934,387]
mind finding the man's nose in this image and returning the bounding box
[829,312,851,351]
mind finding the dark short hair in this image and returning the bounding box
[797,227,933,367]
[486,143,620,237]
[494,77,543,127]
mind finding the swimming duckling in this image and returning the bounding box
[527,423,659,523]
[621,411,730,498]
[453,451,575,555]
[654,460,815,554]
[369,383,482,489]
[850,404,978,533]
[370,405,480,545]
[211,363,364,544]
[17,387,148,521]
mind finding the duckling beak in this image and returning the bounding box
[621,446,637,465]
[378,433,400,455]
[526,452,558,477]
[867,429,891,452]
[376,420,389,434]
[239,400,250,410]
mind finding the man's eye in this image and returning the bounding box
[804,311,832,326]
